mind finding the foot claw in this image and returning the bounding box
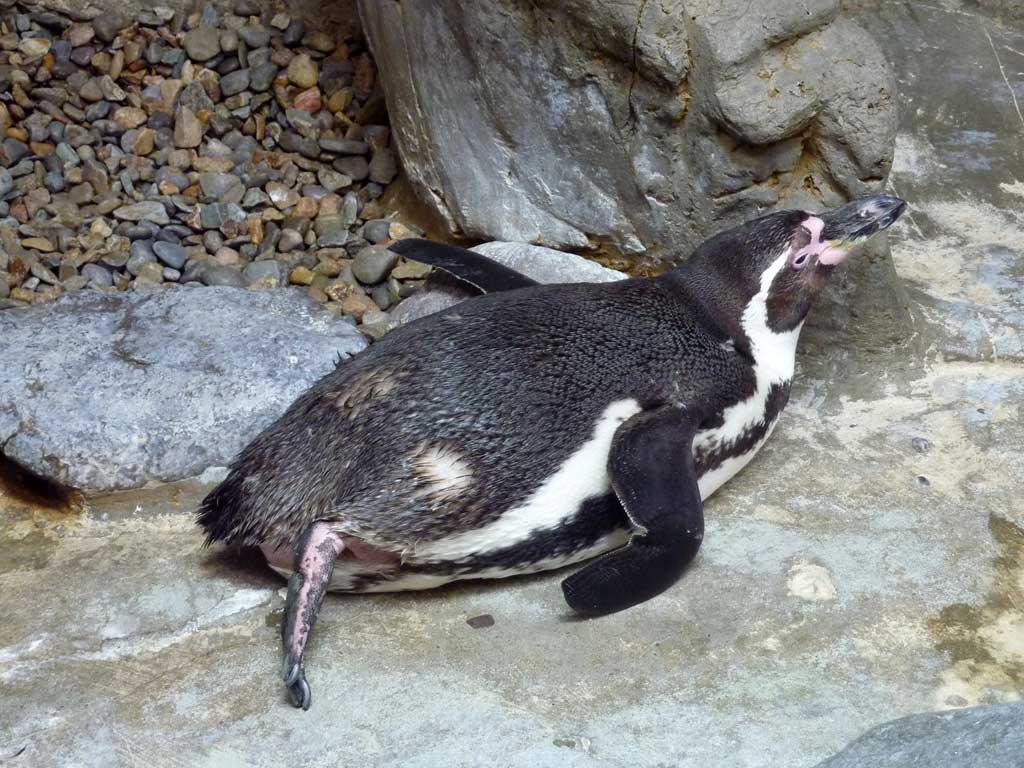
[287,673,311,711]
[282,653,301,687]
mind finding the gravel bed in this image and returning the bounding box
[0,0,429,335]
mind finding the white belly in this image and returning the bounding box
[406,398,643,565]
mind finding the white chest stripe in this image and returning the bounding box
[695,251,801,499]
[409,398,642,563]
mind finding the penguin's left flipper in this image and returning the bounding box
[388,238,539,294]
[561,406,704,617]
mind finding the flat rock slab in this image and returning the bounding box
[390,240,625,327]
[0,287,366,492]
[814,701,1024,767]
[471,241,626,284]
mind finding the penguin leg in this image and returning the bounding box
[562,406,704,617]
[281,521,345,711]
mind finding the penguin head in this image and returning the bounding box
[686,194,906,339]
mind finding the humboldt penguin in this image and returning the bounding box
[197,194,907,709]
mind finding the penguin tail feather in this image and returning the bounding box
[195,471,267,548]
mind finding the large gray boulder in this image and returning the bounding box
[360,0,896,257]
[0,287,367,492]
[360,0,908,343]
[813,702,1024,767]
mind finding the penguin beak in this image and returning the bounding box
[817,195,907,264]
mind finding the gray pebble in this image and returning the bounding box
[4,159,33,179]
[44,171,66,193]
[234,0,260,15]
[114,201,170,225]
[93,11,129,43]
[70,46,94,67]
[184,26,221,62]
[200,5,220,27]
[68,183,95,204]
[126,241,157,276]
[371,283,393,310]
[244,260,285,286]
[249,62,277,92]
[203,230,225,253]
[319,230,350,248]
[55,145,80,167]
[352,245,399,285]
[199,172,242,200]
[178,82,215,114]
[200,264,248,287]
[198,202,246,230]
[81,263,113,287]
[278,229,304,252]
[100,248,130,269]
[333,155,370,182]
[286,109,318,138]
[31,262,60,286]
[363,182,385,200]
[283,19,305,46]
[340,193,359,227]
[369,147,398,184]
[238,24,270,49]
[220,29,239,53]
[362,219,392,243]
[118,170,136,197]
[3,139,30,165]
[314,213,347,238]
[220,69,250,96]
[319,137,369,155]
[317,168,352,193]
[278,132,320,159]
[126,223,160,240]
[153,241,187,270]
[241,187,270,208]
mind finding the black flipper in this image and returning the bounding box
[388,238,539,293]
[562,406,704,617]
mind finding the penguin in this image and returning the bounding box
[197,194,907,710]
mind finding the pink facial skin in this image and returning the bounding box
[794,215,850,267]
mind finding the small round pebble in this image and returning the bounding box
[153,242,187,270]
[352,245,399,285]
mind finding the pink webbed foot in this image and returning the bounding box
[280,522,345,711]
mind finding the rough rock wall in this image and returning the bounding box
[359,0,898,263]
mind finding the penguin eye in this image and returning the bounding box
[789,226,814,269]
[791,251,810,269]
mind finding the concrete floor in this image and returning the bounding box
[2,2,1023,766]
